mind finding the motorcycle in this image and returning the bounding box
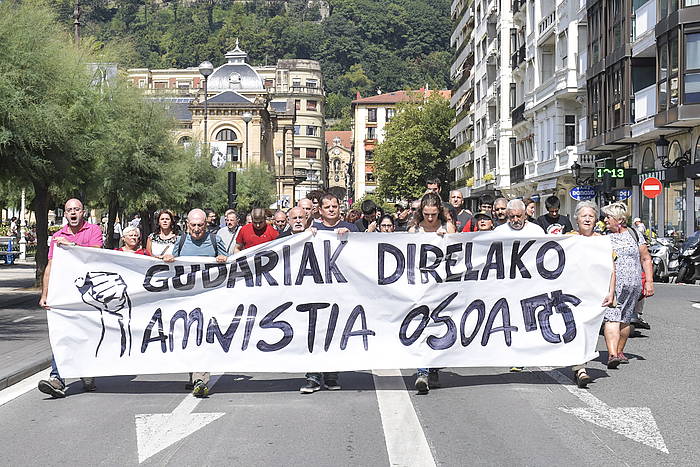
[648,236,680,283]
[676,231,700,284]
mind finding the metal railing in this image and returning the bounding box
[538,11,556,35]
[511,102,526,125]
[510,163,525,183]
[511,44,525,70]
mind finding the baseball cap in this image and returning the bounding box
[474,211,493,221]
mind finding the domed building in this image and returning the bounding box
[127,41,326,206]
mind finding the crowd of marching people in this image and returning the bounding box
[37,180,654,398]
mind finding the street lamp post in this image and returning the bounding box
[198,60,214,153]
[242,112,253,167]
[276,149,284,208]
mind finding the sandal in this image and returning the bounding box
[576,370,591,388]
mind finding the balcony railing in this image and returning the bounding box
[538,11,556,35]
[510,163,525,184]
[511,102,526,125]
[511,44,526,70]
[634,84,656,123]
[633,0,656,42]
[275,86,324,96]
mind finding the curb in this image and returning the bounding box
[0,354,52,391]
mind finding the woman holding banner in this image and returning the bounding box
[409,192,454,394]
[567,201,615,387]
[601,202,654,369]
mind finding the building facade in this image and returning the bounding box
[449,0,517,211]
[324,131,353,206]
[505,0,591,216]
[127,43,326,205]
[585,0,700,237]
[351,90,451,200]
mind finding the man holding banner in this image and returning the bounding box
[164,208,228,397]
[38,198,103,398]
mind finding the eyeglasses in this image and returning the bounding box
[65,207,83,213]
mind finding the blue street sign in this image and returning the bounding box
[569,185,596,201]
[615,188,632,201]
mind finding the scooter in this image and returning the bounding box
[648,236,680,282]
[676,231,700,284]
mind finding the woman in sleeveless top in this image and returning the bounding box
[146,209,177,258]
[408,192,455,395]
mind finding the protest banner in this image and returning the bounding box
[46,231,613,377]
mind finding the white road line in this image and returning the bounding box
[12,316,32,323]
[372,369,436,467]
[0,367,51,408]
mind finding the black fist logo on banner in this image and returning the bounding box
[75,272,132,357]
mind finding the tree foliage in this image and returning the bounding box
[374,94,455,200]
[47,0,452,118]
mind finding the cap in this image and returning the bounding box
[474,211,493,221]
[633,217,641,223]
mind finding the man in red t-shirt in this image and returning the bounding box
[235,207,279,252]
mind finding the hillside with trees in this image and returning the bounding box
[49,0,452,127]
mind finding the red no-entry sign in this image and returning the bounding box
[641,177,662,199]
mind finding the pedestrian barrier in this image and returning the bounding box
[0,236,20,264]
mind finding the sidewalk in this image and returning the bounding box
[0,259,51,390]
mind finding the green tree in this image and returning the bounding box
[0,1,108,284]
[90,84,186,247]
[235,163,277,214]
[374,94,455,200]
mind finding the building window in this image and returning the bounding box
[366,127,376,140]
[509,83,516,110]
[306,79,318,88]
[365,151,374,161]
[386,108,395,121]
[694,136,700,163]
[510,137,517,166]
[295,99,301,111]
[367,108,377,122]
[306,126,318,136]
[154,82,167,89]
[658,41,668,112]
[306,148,318,158]
[307,100,317,111]
[293,125,301,135]
[178,136,191,146]
[366,172,375,183]
[685,32,700,104]
[642,147,655,171]
[227,145,239,162]
[293,147,300,158]
[669,35,679,107]
[177,81,191,89]
[215,129,237,141]
[292,78,301,88]
[264,78,274,89]
[565,115,576,146]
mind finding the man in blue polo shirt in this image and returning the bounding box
[164,208,227,397]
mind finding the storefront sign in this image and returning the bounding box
[536,180,557,191]
[614,189,632,201]
[569,186,596,201]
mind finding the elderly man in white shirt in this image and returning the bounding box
[495,199,544,235]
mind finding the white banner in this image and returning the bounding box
[47,232,612,377]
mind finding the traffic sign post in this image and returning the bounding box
[641,177,662,199]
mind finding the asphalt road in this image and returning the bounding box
[0,283,698,466]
